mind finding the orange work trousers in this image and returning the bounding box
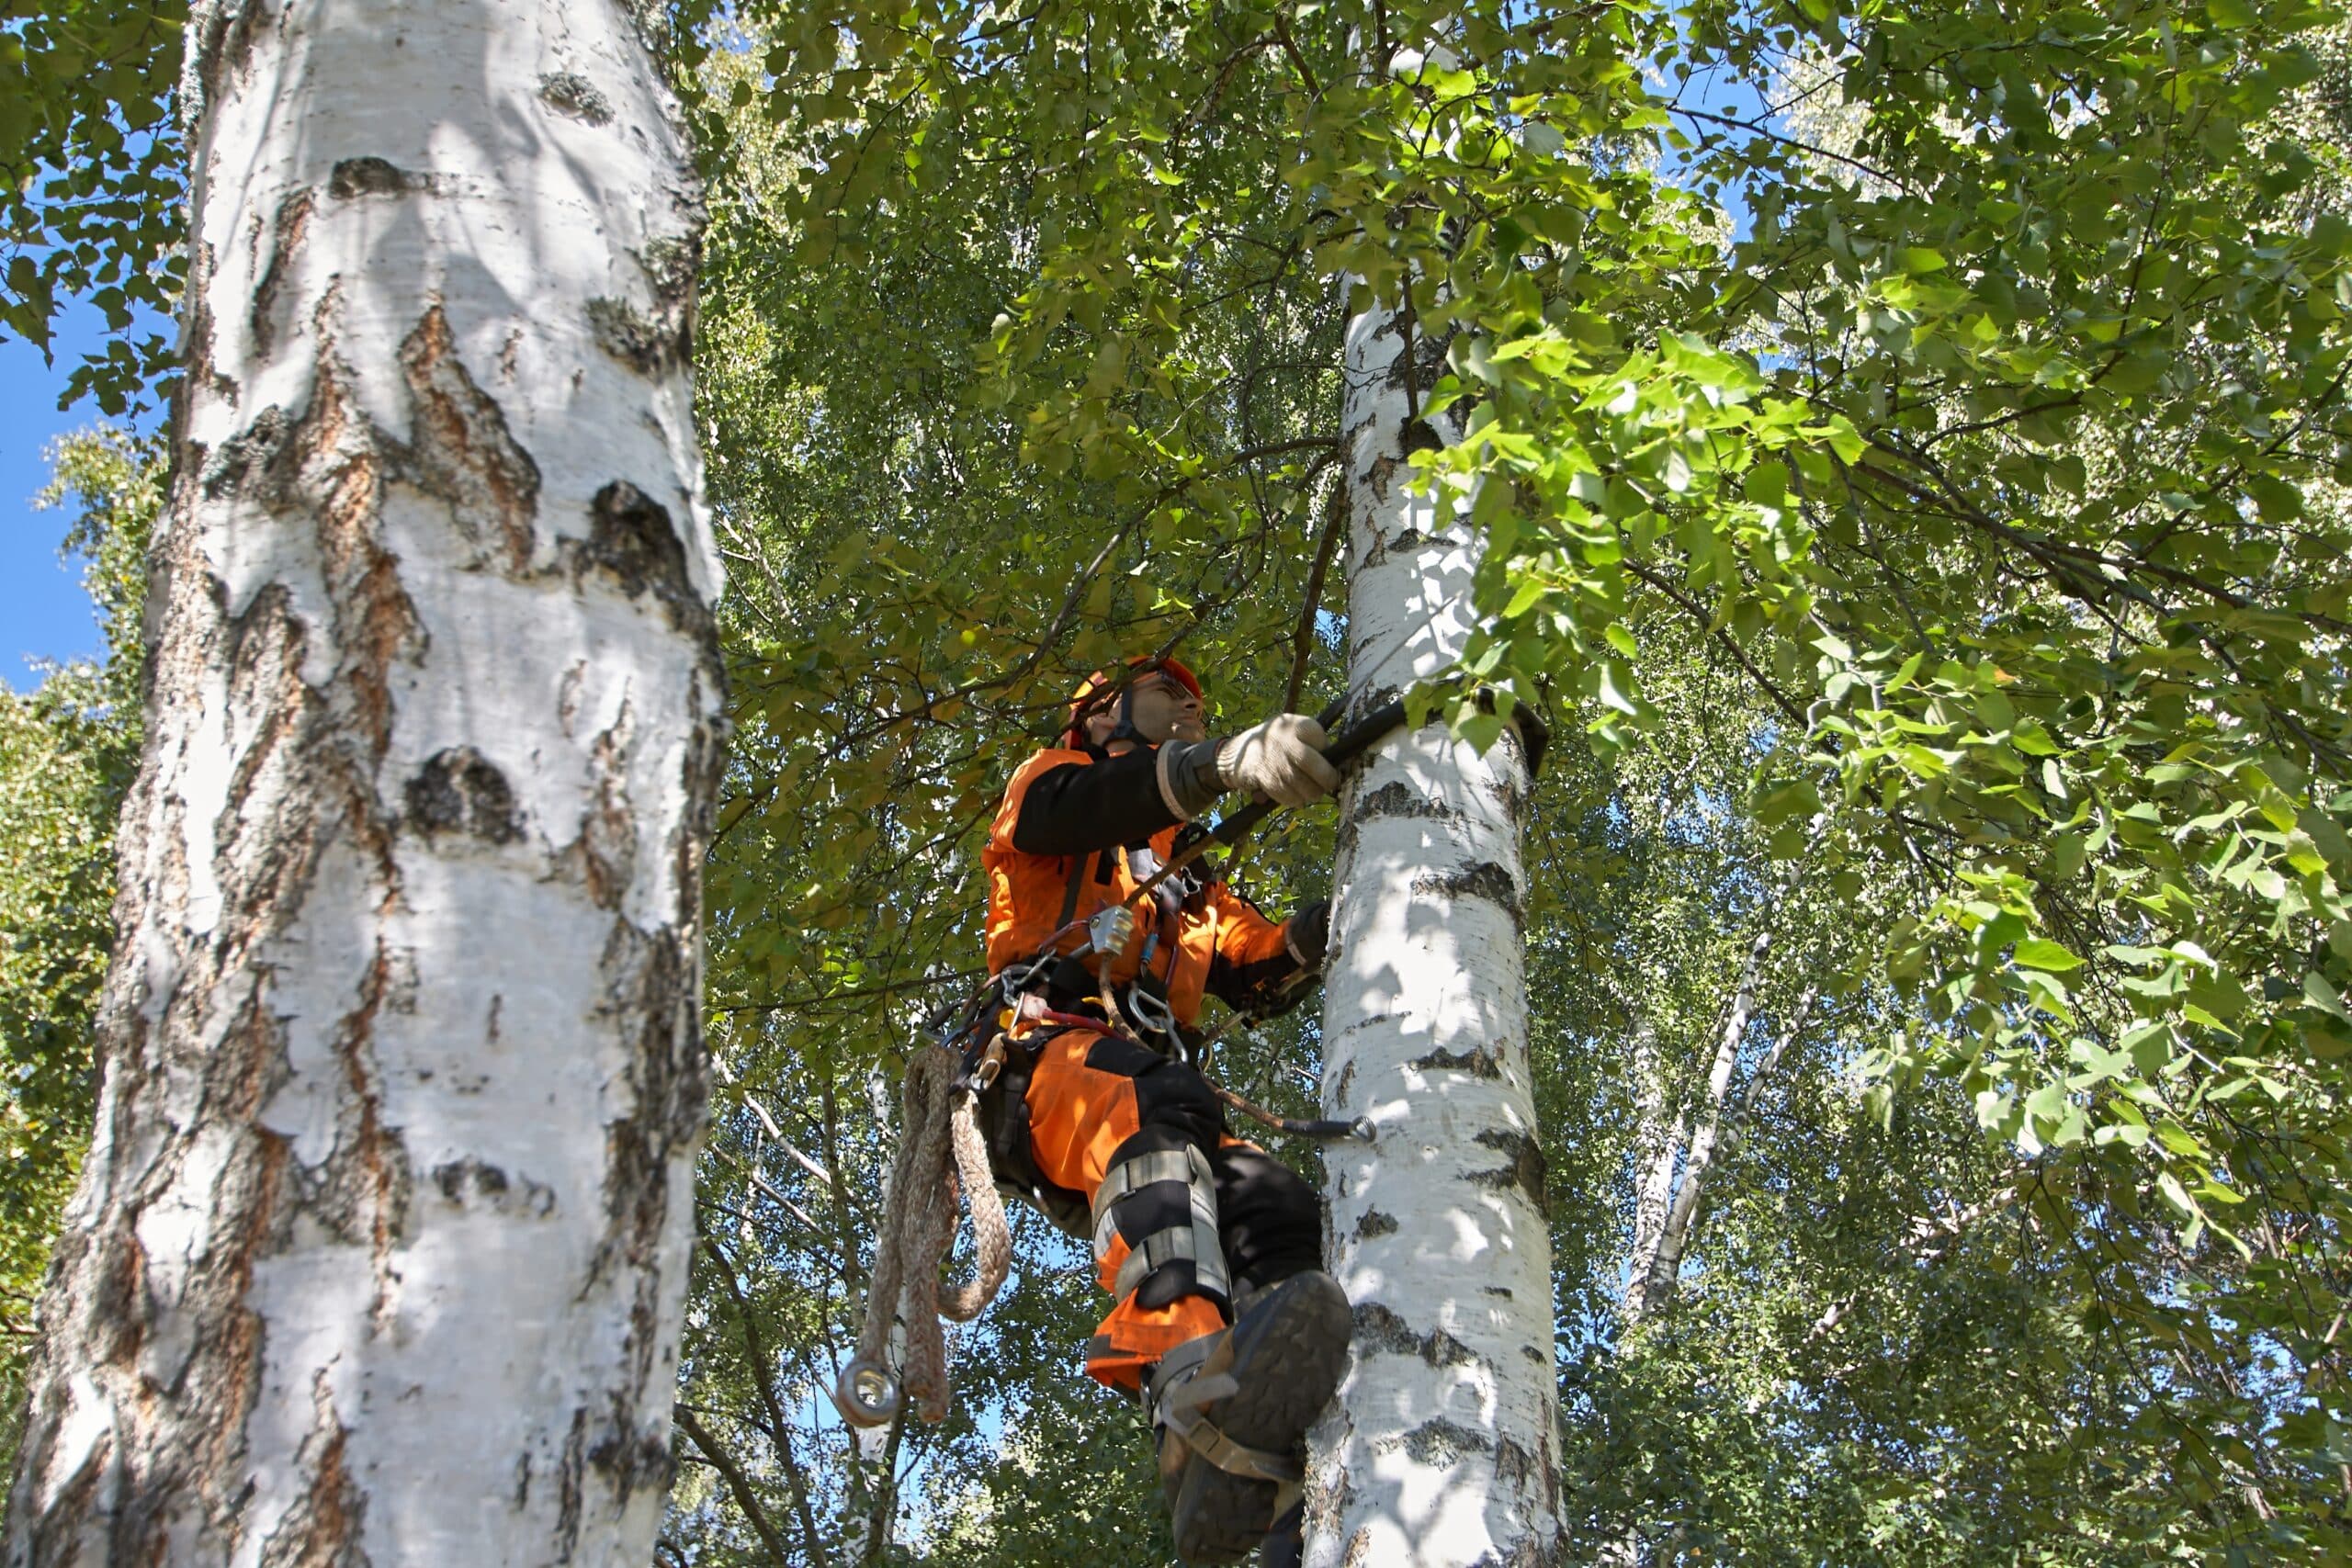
[1015,1024,1323,1390]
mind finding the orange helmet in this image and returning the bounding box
[1061,655,1204,749]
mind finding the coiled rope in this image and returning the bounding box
[835,1043,1012,1426]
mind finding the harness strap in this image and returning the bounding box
[1149,1331,1304,1485]
[1168,1413,1303,1485]
[1056,847,1091,930]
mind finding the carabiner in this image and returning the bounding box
[835,1355,903,1427]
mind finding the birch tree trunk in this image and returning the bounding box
[1622,1017,1682,1327]
[1626,934,1768,1324]
[1305,296,1562,1566]
[6,2,723,1562]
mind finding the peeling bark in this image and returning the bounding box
[6,2,722,1562]
[1305,296,1562,1568]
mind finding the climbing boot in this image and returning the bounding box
[1259,1499,1304,1568]
[1148,1270,1350,1565]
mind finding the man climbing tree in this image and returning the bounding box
[974,656,1351,1566]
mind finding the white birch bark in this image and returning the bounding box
[1622,1016,1682,1325]
[6,2,722,1563]
[1627,932,1769,1322]
[1305,296,1561,1567]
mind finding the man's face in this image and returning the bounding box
[1086,670,1206,747]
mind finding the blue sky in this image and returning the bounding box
[0,300,162,691]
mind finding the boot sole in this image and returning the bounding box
[1170,1272,1351,1565]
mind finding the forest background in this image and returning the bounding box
[6,0,2352,1562]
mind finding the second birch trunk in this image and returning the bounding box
[1304,296,1562,1566]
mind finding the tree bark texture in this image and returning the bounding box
[1623,1017,1681,1325]
[1631,934,1769,1320]
[1304,298,1562,1568]
[6,2,723,1562]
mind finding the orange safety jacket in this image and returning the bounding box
[984,745,1303,1026]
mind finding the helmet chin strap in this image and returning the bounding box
[1106,682,1148,749]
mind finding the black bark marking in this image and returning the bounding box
[404,749,521,843]
[1408,1043,1504,1079]
[201,405,292,498]
[255,1376,372,1568]
[672,667,729,925]
[1352,1209,1398,1241]
[586,297,676,376]
[555,1407,588,1560]
[328,157,430,199]
[431,1157,554,1217]
[537,72,613,124]
[638,235,698,311]
[587,1423,676,1504]
[250,186,314,357]
[400,304,542,574]
[1469,1127,1549,1218]
[562,708,637,911]
[1334,780,1464,867]
[576,480,712,640]
[1355,781,1459,823]
[1381,1416,1494,1465]
[587,917,708,1497]
[1353,1302,1477,1370]
[323,948,417,1290]
[1409,859,1523,932]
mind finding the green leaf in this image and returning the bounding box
[2305,972,2351,1021]
[2013,939,2083,973]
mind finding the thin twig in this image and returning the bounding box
[1283,479,1349,713]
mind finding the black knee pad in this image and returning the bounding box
[1215,1145,1325,1290]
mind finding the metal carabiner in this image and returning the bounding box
[1124,981,1180,1043]
[835,1355,903,1427]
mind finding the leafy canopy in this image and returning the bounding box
[0,0,185,412]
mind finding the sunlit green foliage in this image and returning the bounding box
[0,425,155,1475]
[0,1,185,411]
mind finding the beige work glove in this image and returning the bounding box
[1216,714,1340,807]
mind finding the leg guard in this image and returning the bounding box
[1095,1136,1232,1313]
[1212,1140,1323,1302]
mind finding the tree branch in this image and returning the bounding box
[1283,477,1349,713]
[675,1404,808,1567]
[701,1235,829,1557]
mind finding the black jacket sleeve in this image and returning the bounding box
[1204,897,1328,1018]
[1008,750,1183,856]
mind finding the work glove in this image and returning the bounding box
[1215,714,1340,807]
[1284,899,1330,968]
